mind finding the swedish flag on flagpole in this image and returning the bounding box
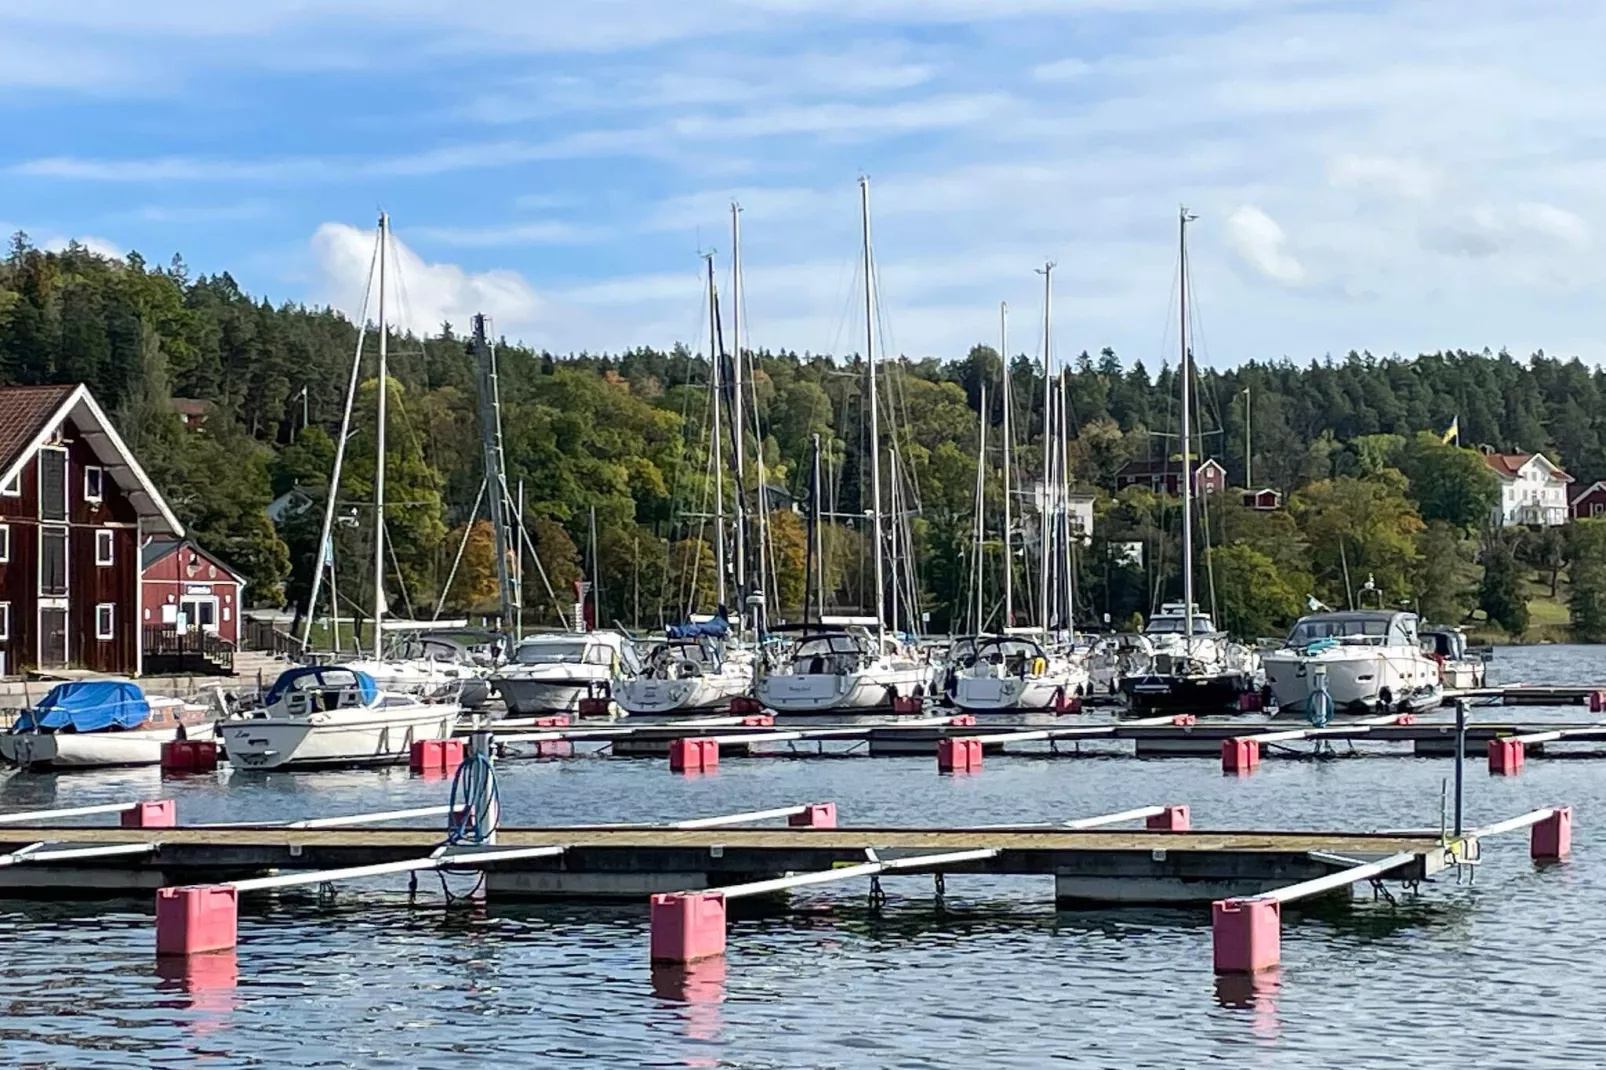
[1441,416,1459,446]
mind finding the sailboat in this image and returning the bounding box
[615,231,762,717]
[1119,210,1258,713]
[757,178,931,713]
[225,213,463,769]
[954,272,1090,712]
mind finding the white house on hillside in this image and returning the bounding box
[1482,451,1572,527]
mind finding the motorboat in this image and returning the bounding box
[951,634,1090,713]
[221,665,460,770]
[1118,603,1260,713]
[613,636,753,716]
[1262,610,1443,715]
[1,680,214,770]
[1420,626,1489,690]
[755,625,930,714]
[491,631,639,715]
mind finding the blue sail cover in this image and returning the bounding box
[668,606,730,640]
[15,681,150,732]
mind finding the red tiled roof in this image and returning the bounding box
[1483,452,1572,481]
[0,384,77,470]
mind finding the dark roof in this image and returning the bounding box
[0,384,77,471]
[141,537,248,586]
[171,398,217,418]
[1483,452,1573,481]
[1117,457,1226,478]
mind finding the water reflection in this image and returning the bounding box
[1214,968,1281,1040]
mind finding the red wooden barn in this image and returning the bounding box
[1571,480,1606,520]
[0,384,184,676]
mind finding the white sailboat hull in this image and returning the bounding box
[613,673,751,716]
[221,703,459,770]
[492,673,609,715]
[952,665,1089,712]
[756,664,930,713]
[1263,648,1442,714]
[1,724,217,770]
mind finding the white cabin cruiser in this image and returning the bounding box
[1263,610,1442,715]
[1420,626,1489,691]
[952,635,1090,713]
[756,626,930,714]
[1,681,215,770]
[221,665,460,770]
[491,632,638,715]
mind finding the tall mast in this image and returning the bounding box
[705,253,727,610]
[1036,262,1055,636]
[589,505,601,630]
[300,227,378,652]
[472,313,515,655]
[370,210,390,654]
[972,382,988,633]
[861,176,887,633]
[729,203,747,602]
[1179,207,1197,642]
[1000,302,1013,630]
[1244,384,1252,490]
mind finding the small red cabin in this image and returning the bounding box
[1115,457,1227,497]
[1571,480,1606,520]
[141,538,246,646]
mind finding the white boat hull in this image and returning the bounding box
[492,676,607,715]
[756,665,930,713]
[221,704,459,770]
[1,724,217,770]
[952,666,1090,712]
[1263,649,1442,714]
[613,674,751,716]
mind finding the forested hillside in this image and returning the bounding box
[5,235,1606,641]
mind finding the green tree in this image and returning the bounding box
[1207,543,1303,639]
[1567,520,1606,641]
[1478,531,1529,637]
[1414,521,1476,625]
[1399,432,1500,531]
[1289,471,1424,608]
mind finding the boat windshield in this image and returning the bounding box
[1146,616,1215,635]
[794,635,866,659]
[514,641,590,665]
[1287,618,1389,645]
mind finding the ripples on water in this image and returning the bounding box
[1,647,1603,1067]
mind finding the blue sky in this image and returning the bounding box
[3,1,1604,366]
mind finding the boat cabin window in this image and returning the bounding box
[794,635,865,659]
[514,641,588,665]
[1287,617,1395,645]
[1145,616,1215,635]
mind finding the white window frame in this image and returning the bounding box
[0,471,19,497]
[0,602,10,641]
[0,524,9,564]
[37,445,67,522]
[95,528,114,567]
[95,602,115,641]
[83,465,104,503]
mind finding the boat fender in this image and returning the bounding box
[1031,657,1047,676]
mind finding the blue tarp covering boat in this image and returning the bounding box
[13,681,150,733]
[667,608,730,640]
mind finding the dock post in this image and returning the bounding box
[787,803,837,828]
[1145,805,1190,832]
[1211,898,1280,973]
[937,737,982,773]
[121,800,176,828]
[156,885,239,957]
[669,738,719,774]
[1221,738,1260,774]
[1487,738,1525,776]
[1454,700,1466,837]
[649,891,727,963]
[1532,807,1573,862]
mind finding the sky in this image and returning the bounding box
[3,0,1604,369]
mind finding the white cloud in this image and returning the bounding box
[311,222,545,339]
[1328,154,1437,200]
[41,234,125,259]
[1031,57,1092,82]
[1225,206,1305,286]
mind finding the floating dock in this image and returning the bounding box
[0,797,1575,977]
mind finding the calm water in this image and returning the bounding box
[2,646,1604,1068]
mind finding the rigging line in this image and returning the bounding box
[433,477,487,620]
